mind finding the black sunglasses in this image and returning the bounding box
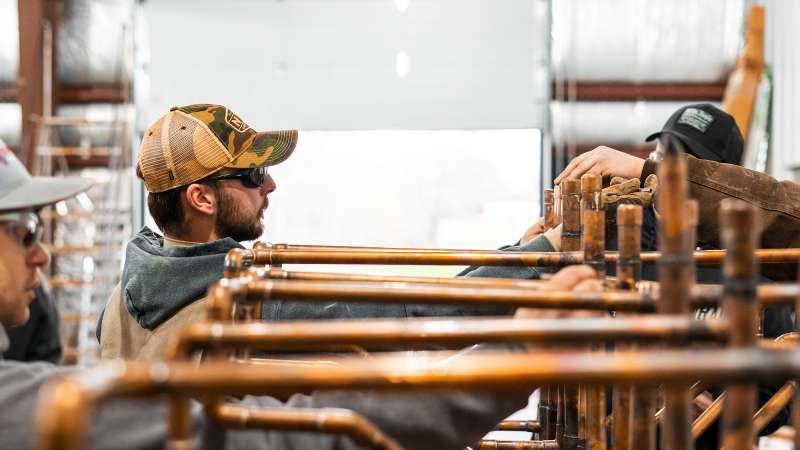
[204,167,268,189]
[0,211,43,248]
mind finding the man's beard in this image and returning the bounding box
[214,189,267,242]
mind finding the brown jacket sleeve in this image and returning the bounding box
[642,155,800,281]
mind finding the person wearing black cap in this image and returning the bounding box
[645,103,744,165]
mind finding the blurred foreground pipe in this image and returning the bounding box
[168,316,728,357]
[720,200,759,450]
[656,135,693,450]
[35,347,800,450]
[209,403,402,450]
[614,204,641,450]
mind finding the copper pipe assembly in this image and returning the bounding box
[35,347,800,450]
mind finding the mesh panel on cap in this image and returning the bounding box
[138,115,171,193]
[138,112,233,193]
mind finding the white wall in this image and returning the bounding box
[763,0,800,181]
[140,0,548,261]
[141,0,549,131]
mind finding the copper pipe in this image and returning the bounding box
[617,205,642,291]
[215,278,800,318]
[208,403,402,450]
[494,420,541,433]
[475,440,557,450]
[224,278,653,312]
[554,185,563,226]
[37,348,800,450]
[720,200,759,450]
[581,174,605,278]
[581,174,606,450]
[556,386,566,449]
[612,385,633,450]
[657,135,693,450]
[219,244,800,267]
[224,248,254,279]
[564,385,582,450]
[630,383,657,450]
[691,392,725,439]
[561,179,582,252]
[167,316,728,358]
[245,246,800,268]
[752,381,797,434]
[538,387,552,440]
[544,189,555,229]
[614,205,641,450]
[259,267,550,289]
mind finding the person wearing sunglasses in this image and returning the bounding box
[95,105,297,361]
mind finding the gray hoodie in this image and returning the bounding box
[96,227,243,339]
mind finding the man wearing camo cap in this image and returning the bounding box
[98,104,298,360]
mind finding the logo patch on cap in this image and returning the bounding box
[224,108,251,133]
[677,108,715,134]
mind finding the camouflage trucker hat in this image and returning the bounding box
[138,104,298,193]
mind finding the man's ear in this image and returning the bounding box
[183,183,217,217]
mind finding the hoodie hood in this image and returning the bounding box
[121,227,243,329]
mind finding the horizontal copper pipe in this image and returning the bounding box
[494,420,542,433]
[258,270,799,308]
[169,316,728,358]
[229,278,652,312]
[259,267,549,289]
[246,247,800,267]
[475,439,558,450]
[209,403,402,450]
[36,348,800,450]
[218,279,799,314]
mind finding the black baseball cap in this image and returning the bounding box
[645,104,744,165]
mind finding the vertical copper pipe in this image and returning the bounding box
[539,387,552,440]
[561,179,582,252]
[612,386,632,450]
[556,385,566,449]
[657,134,693,450]
[564,385,582,450]
[544,189,555,229]
[719,200,759,450]
[554,185,563,225]
[581,173,606,450]
[617,205,642,291]
[615,205,641,450]
[630,384,657,450]
[578,386,587,447]
[581,174,605,277]
[547,386,558,441]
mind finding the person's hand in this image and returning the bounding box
[515,265,599,320]
[520,217,546,245]
[554,146,646,185]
